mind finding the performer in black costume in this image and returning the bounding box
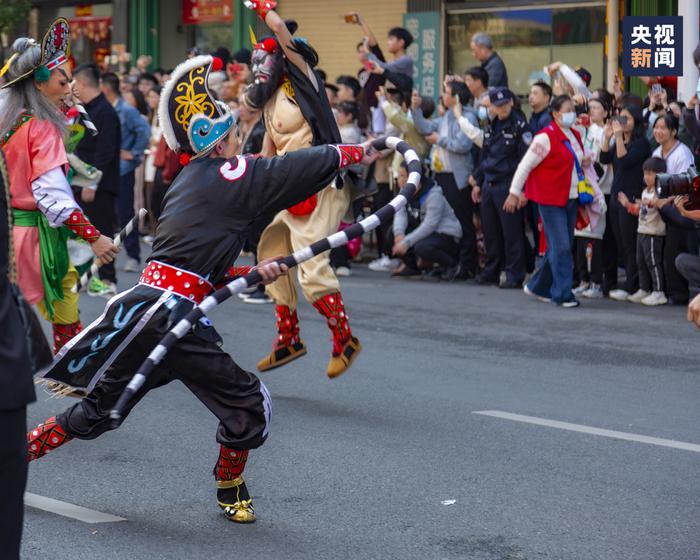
[27,54,372,523]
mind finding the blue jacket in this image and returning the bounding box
[411,105,478,189]
[114,97,150,176]
[529,109,552,133]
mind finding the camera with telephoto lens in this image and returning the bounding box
[655,166,700,211]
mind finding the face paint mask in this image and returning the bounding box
[251,48,276,84]
[477,105,488,121]
[560,111,576,128]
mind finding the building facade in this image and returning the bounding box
[26,1,696,100]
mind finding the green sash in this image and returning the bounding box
[12,208,70,319]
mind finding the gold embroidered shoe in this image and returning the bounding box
[257,341,307,372]
[217,476,256,523]
[258,305,307,371]
[326,336,362,378]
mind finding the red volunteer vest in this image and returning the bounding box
[524,122,582,208]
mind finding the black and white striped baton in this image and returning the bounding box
[72,208,148,293]
[75,103,98,136]
[109,137,422,426]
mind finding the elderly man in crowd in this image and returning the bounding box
[470,32,508,89]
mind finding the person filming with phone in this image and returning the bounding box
[599,105,651,302]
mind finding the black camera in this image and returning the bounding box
[656,166,700,210]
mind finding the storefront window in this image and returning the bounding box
[193,24,233,53]
[447,4,605,96]
[39,4,113,67]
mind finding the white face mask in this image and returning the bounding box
[477,105,488,121]
[560,111,576,128]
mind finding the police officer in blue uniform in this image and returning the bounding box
[471,87,532,288]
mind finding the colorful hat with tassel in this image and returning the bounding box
[158,55,235,165]
[0,17,71,89]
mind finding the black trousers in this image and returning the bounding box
[602,194,619,293]
[413,233,460,268]
[330,245,350,268]
[435,173,477,274]
[480,181,526,283]
[575,237,603,285]
[663,223,689,303]
[0,407,27,560]
[54,288,270,450]
[117,170,140,262]
[610,198,639,293]
[676,252,700,299]
[80,189,118,283]
[637,233,665,292]
[372,183,393,257]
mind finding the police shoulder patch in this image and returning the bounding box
[522,131,533,145]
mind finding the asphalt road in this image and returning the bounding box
[22,257,700,560]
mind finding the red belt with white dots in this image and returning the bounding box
[138,260,214,303]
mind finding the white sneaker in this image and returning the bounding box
[609,289,631,301]
[243,291,273,304]
[573,282,589,295]
[582,283,603,298]
[237,283,259,299]
[627,289,650,303]
[523,284,551,303]
[335,266,351,277]
[641,291,668,306]
[124,257,141,272]
[368,255,395,272]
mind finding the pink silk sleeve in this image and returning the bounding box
[28,119,69,183]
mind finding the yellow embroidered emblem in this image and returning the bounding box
[173,67,215,130]
[282,78,295,98]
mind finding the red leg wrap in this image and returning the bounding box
[312,292,352,356]
[27,417,72,462]
[274,305,300,349]
[213,447,250,482]
[52,321,82,354]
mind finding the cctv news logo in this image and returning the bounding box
[622,16,683,76]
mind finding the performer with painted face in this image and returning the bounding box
[26,52,372,523]
[0,19,117,353]
[243,0,361,378]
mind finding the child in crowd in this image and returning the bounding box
[336,101,363,144]
[331,101,364,277]
[617,156,668,306]
[573,218,605,298]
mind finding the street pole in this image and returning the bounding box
[677,0,699,102]
[606,0,619,92]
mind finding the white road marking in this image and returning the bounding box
[25,493,126,523]
[473,410,700,453]
[441,499,457,506]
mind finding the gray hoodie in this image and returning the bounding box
[393,183,462,247]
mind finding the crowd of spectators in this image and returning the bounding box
[45,17,700,309]
[314,13,700,310]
